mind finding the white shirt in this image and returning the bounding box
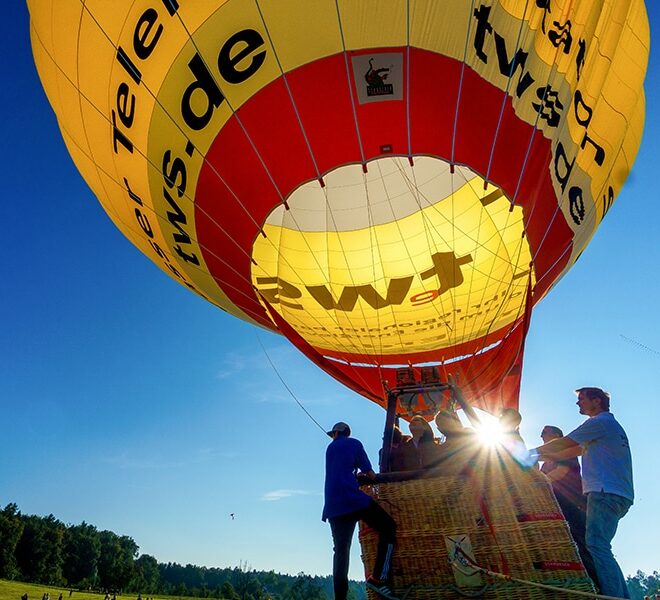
[567,411,633,501]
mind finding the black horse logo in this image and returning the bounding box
[365,58,390,87]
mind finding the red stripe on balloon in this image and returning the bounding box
[194,48,574,360]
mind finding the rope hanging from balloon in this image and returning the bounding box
[255,332,328,436]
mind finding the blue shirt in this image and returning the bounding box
[322,436,373,521]
[567,411,634,502]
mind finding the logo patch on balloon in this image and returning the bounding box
[352,53,403,104]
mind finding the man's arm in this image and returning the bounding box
[543,463,571,482]
[535,436,583,460]
[355,441,374,475]
[551,444,584,460]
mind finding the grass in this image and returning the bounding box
[0,581,194,600]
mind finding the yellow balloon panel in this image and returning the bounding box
[255,0,344,72]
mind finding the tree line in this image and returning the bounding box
[0,504,365,600]
[3,502,656,600]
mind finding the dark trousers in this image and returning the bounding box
[557,496,599,590]
[328,500,396,600]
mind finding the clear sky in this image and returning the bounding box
[2,1,659,583]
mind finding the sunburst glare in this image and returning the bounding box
[475,413,504,446]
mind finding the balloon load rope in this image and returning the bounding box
[449,546,620,600]
[254,332,327,436]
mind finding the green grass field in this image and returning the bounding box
[0,581,190,600]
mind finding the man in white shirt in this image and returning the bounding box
[534,387,633,599]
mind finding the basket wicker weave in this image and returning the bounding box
[359,450,595,600]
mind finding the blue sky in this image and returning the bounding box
[1,1,659,582]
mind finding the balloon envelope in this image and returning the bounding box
[28,0,649,412]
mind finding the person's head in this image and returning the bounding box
[499,408,522,432]
[540,425,563,443]
[327,421,351,439]
[575,387,610,416]
[409,415,434,441]
[434,410,463,436]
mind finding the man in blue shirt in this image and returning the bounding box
[323,422,397,600]
[534,388,633,599]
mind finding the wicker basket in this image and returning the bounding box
[359,451,595,600]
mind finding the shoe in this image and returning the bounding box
[366,576,400,600]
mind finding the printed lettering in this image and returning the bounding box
[532,85,564,127]
[181,54,225,130]
[494,34,535,97]
[553,142,575,193]
[548,19,573,54]
[135,209,154,238]
[217,29,266,84]
[419,252,473,293]
[256,277,303,309]
[133,8,164,60]
[116,82,136,129]
[111,109,134,154]
[568,186,585,225]
[306,277,414,312]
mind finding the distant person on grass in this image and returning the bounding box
[323,422,398,600]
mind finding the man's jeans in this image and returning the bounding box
[329,501,396,600]
[585,492,632,598]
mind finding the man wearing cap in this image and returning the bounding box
[533,388,633,599]
[540,425,598,589]
[322,422,398,600]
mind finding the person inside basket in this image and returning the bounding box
[322,422,399,600]
[539,425,599,590]
[398,415,441,471]
[499,408,525,443]
[533,387,634,599]
[434,409,478,473]
[498,408,530,464]
[379,425,410,472]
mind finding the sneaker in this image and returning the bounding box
[366,576,400,600]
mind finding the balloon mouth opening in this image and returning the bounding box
[262,155,498,234]
[251,155,535,359]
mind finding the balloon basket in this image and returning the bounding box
[359,455,595,600]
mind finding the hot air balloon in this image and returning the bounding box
[28,0,649,597]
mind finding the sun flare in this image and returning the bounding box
[475,416,504,446]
